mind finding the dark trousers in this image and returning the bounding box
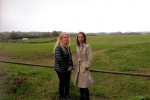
[80,88,89,100]
[57,71,71,97]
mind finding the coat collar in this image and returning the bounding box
[78,43,86,52]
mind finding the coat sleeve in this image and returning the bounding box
[68,47,73,67]
[55,46,68,70]
[73,47,78,69]
[85,44,93,69]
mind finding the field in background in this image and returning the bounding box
[0,34,150,100]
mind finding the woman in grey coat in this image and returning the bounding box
[74,32,94,100]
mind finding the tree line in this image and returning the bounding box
[0,31,95,41]
[0,31,149,41]
[0,31,67,41]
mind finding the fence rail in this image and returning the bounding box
[1,60,150,77]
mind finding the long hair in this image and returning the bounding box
[76,32,87,46]
[53,32,70,53]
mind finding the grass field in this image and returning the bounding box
[0,34,150,100]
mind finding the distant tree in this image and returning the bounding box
[51,31,60,37]
[10,31,19,39]
[57,31,62,34]
[21,33,30,38]
[41,32,51,38]
[0,33,4,40]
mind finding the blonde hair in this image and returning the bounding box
[53,32,70,53]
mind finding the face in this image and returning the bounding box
[78,33,85,44]
[62,34,69,44]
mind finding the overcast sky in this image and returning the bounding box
[1,0,150,32]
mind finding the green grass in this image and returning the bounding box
[0,42,54,65]
[0,34,150,100]
[104,42,150,72]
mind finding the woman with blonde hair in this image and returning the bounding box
[54,32,73,100]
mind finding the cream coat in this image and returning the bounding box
[74,43,94,88]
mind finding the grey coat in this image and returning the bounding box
[74,43,94,88]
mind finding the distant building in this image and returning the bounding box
[22,38,29,40]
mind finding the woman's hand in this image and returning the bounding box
[67,66,72,71]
